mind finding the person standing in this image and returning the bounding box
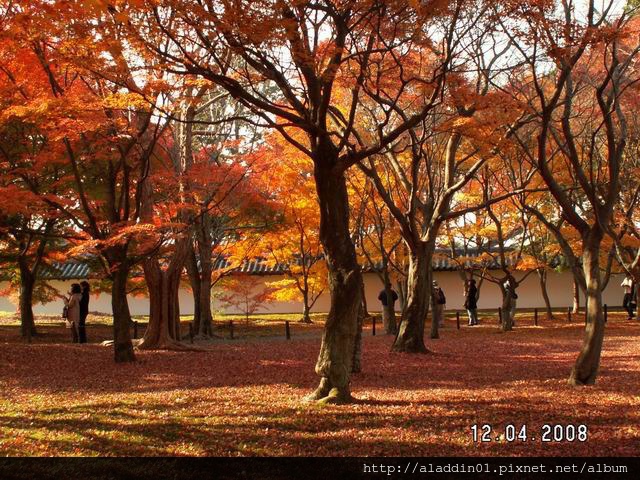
[378,287,399,334]
[65,283,82,343]
[79,281,90,343]
[504,278,518,326]
[465,278,479,326]
[622,275,635,320]
[432,281,446,327]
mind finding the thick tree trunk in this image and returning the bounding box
[382,274,397,335]
[382,268,398,335]
[502,293,513,332]
[139,263,180,348]
[306,152,361,404]
[195,219,214,337]
[501,287,514,332]
[572,277,580,314]
[186,234,214,338]
[538,269,554,320]
[396,279,407,313]
[382,302,396,335]
[139,240,190,349]
[110,262,135,362]
[18,260,37,338]
[569,237,606,385]
[392,243,430,353]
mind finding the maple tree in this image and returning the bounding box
[0,106,61,337]
[0,2,177,361]
[607,116,640,321]
[257,136,328,324]
[125,0,470,403]
[1,1,640,407]
[215,274,275,324]
[474,168,536,331]
[524,212,562,320]
[350,171,404,334]
[499,1,640,384]
[178,79,275,339]
[356,17,527,347]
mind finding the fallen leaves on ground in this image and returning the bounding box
[0,314,638,456]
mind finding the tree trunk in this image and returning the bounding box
[392,242,430,353]
[569,236,606,385]
[501,287,514,332]
[186,245,202,333]
[429,291,440,340]
[301,294,312,323]
[382,303,396,335]
[572,277,580,314]
[198,265,213,336]
[18,259,37,338]
[360,276,369,319]
[110,260,135,362]
[186,230,214,338]
[396,279,407,313]
[351,302,364,374]
[429,266,441,339]
[538,269,554,320]
[636,281,640,322]
[306,150,362,404]
[139,240,190,349]
[382,273,397,335]
[195,219,214,337]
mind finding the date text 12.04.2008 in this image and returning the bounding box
[471,424,588,443]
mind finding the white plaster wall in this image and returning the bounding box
[0,271,627,316]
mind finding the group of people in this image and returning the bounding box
[55,274,637,345]
[63,281,90,343]
[378,277,484,327]
[379,274,640,326]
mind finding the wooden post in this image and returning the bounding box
[456,311,460,330]
[133,320,138,339]
[189,322,194,344]
[534,308,538,326]
[229,320,234,339]
[604,304,608,324]
[498,307,502,325]
[372,315,376,336]
[567,307,572,323]
[285,320,291,340]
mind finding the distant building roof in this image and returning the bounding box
[36,249,560,280]
[38,262,93,280]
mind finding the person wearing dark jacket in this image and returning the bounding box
[432,281,446,327]
[465,279,479,326]
[79,281,90,343]
[378,288,399,307]
[378,288,399,334]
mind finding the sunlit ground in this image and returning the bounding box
[0,312,638,456]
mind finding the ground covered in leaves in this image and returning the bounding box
[0,313,638,456]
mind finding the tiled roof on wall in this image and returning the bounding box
[36,250,561,280]
[37,262,93,280]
